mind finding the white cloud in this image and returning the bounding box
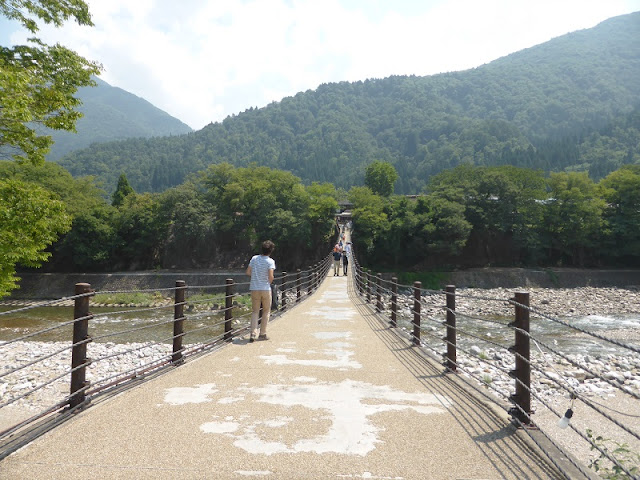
[7,0,640,129]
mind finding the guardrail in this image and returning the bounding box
[351,256,640,480]
[0,255,332,458]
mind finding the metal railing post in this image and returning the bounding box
[70,283,93,409]
[307,266,313,295]
[281,271,288,310]
[172,280,186,365]
[390,277,398,327]
[509,291,532,426]
[224,279,234,342]
[376,273,382,313]
[366,271,371,303]
[444,285,457,372]
[296,269,301,302]
[412,281,421,346]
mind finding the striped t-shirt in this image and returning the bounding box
[249,255,276,291]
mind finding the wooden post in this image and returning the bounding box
[391,277,398,328]
[376,273,382,313]
[509,291,532,426]
[172,280,186,365]
[70,283,93,409]
[412,281,421,346]
[296,269,301,302]
[281,271,288,310]
[224,279,233,342]
[445,285,457,372]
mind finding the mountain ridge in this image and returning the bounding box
[46,77,193,161]
[56,11,640,194]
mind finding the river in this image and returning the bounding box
[2,305,638,357]
[0,306,229,345]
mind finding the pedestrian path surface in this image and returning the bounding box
[1,273,562,479]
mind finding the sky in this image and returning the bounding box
[3,0,640,130]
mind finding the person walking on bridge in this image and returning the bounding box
[246,240,276,342]
[342,247,349,276]
[332,245,342,276]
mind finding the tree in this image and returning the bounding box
[0,0,102,165]
[0,179,71,295]
[541,172,606,266]
[599,165,640,264]
[112,173,135,206]
[0,0,101,295]
[349,186,388,255]
[364,161,398,197]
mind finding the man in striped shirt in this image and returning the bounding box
[245,240,276,342]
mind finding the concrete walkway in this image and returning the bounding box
[1,272,565,479]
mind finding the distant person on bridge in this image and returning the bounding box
[332,245,342,276]
[245,240,276,342]
[342,247,349,275]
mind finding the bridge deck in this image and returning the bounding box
[1,273,566,479]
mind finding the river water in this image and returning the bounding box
[0,306,229,345]
[394,311,640,357]
[1,305,638,357]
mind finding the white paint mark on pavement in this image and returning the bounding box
[201,421,239,434]
[235,471,272,477]
[218,396,244,404]
[187,379,450,456]
[314,331,351,340]
[259,352,361,370]
[163,384,217,405]
[308,306,355,320]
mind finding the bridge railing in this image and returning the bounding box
[351,256,640,479]
[0,254,332,458]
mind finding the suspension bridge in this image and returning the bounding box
[0,245,638,478]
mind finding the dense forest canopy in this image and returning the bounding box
[0,161,339,278]
[57,12,640,194]
[350,164,640,270]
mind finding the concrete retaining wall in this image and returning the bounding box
[445,268,640,289]
[7,268,640,300]
[9,271,250,299]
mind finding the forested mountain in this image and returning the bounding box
[57,12,640,194]
[46,77,192,161]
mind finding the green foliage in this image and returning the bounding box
[54,12,640,195]
[599,165,640,263]
[365,161,398,196]
[196,163,338,267]
[93,291,166,306]
[112,173,135,207]
[0,178,71,295]
[395,271,450,290]
[0,0,103,295]
[354,164,640,269]
[0,0,102,165]
[21,162,338,273]
[542,172,606,266]
[587,428,640,479]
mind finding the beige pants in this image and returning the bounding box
[250,289,271,338]
[334,260,340,275]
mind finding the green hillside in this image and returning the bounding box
[57,12,640,194]
[46,77,192,161]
